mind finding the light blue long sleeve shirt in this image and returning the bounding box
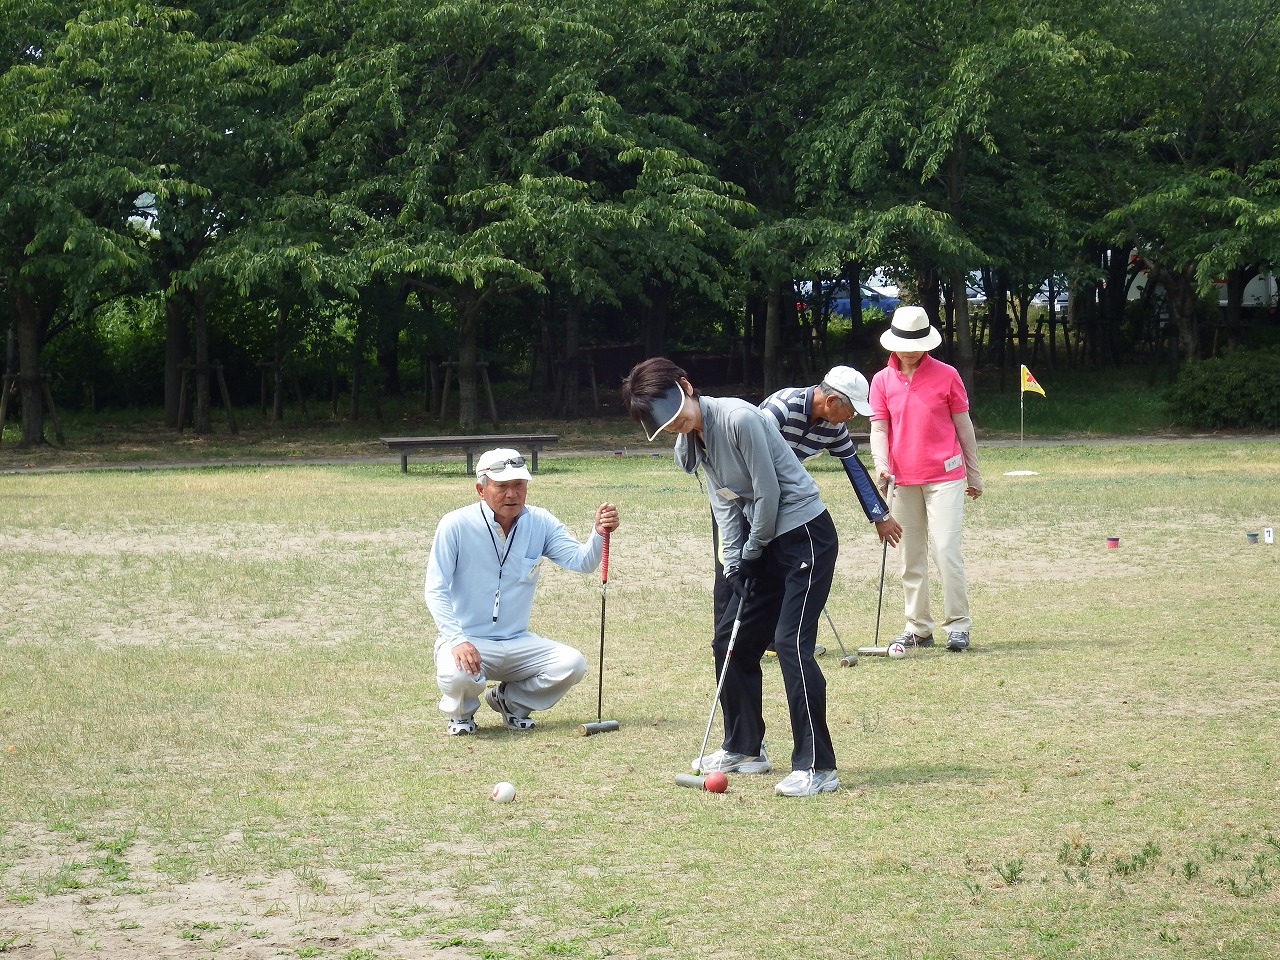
[425,500,603,656]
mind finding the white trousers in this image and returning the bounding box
[893,478,971,637]
[436,633,587,721]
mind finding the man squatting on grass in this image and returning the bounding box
[426,447,621,735]
[710,367,904,643]
[620,358,840,797]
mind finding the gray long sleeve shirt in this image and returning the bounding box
[674,396,827,570]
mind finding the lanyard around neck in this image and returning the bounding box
[482,504,521,622]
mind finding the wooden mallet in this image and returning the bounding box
[579,529,620,736]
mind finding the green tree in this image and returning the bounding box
[0,2,203,444]
[1101,0,1280,363]
[795,0,1101,389]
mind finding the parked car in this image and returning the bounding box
[800,281,901,317]
[1031,283,1069,311]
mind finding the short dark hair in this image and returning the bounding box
[619,357,694,423]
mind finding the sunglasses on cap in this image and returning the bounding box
[480,456,526,472]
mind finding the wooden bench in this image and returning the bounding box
[380,434,561,474]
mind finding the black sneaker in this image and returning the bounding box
[894,630,933,648]
[945,631,970,652]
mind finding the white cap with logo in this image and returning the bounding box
[822,365,872,417]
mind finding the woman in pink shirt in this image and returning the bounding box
[868,307,984,652]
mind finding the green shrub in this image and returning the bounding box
[1166,347,1280,429]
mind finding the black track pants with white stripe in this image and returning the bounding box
[712,510,838,772]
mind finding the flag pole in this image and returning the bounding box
[1019,390,1025,450]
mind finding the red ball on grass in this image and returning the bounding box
[704,771,728,793]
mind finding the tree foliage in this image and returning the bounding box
[3,0,1279,443]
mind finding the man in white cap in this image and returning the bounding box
[425,448,620,734]
[718,367,903,655]
[868,306,983,653]
[759,365,903,545]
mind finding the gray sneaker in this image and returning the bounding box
[946,631,970,652]
[484,684,536,730]
[894,630,934,648]
[774,769,840,796]
[692,746,772,774]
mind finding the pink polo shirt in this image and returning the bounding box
[869,353,970,485]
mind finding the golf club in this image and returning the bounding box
[857,477,898,658]
[578,530,621,736]
[692,593,747,775]
[826,608,857,667]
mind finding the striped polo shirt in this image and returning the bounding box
[759,386,859,461]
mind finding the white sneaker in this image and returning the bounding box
[692,745,771,774]
[774,769,839,796]
[446,717,477,736]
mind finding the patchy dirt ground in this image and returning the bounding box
[1,827,490,960]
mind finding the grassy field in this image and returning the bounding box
[2,440,1279,959]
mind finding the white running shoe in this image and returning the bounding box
[692,745,771,774]
[446,717,477,736]
[774,769,839,796]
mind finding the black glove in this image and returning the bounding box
[727,555,764,603]
[738,555,765,581]
[726,569,755,602]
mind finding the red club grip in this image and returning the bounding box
[601,531,610,584]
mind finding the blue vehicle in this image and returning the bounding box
[812,281,900,317]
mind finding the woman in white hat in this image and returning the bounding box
[868,307,983,652]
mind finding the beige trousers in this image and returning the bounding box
[893,478,971,637]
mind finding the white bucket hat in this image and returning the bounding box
[821,366,872,417]
[476,447,532,482]
[880,306,942,352]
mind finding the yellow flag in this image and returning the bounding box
[1021,365,1046,396]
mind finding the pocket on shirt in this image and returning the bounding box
[518,556,543,582]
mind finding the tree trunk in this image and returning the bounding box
[12,287,45,446]
[940,151,975,388]
[272,304,289,421]
[990,267,1011,370]
[918,267,942,355]
[192,290,212,434]
[375,286,402,398]
[1155,263,1200,363]
[946,266,976,394]
[1222,266,1249,350]
[556,296,582,418]
[456,303,479,431]
[763,281,782,393]
[641,279,671,358]
[164,292,189,429]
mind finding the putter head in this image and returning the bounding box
[578,720,620,737]
[838,654,858,667]
[857,646,890,656]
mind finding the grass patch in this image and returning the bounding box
[1,442,1279,958]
